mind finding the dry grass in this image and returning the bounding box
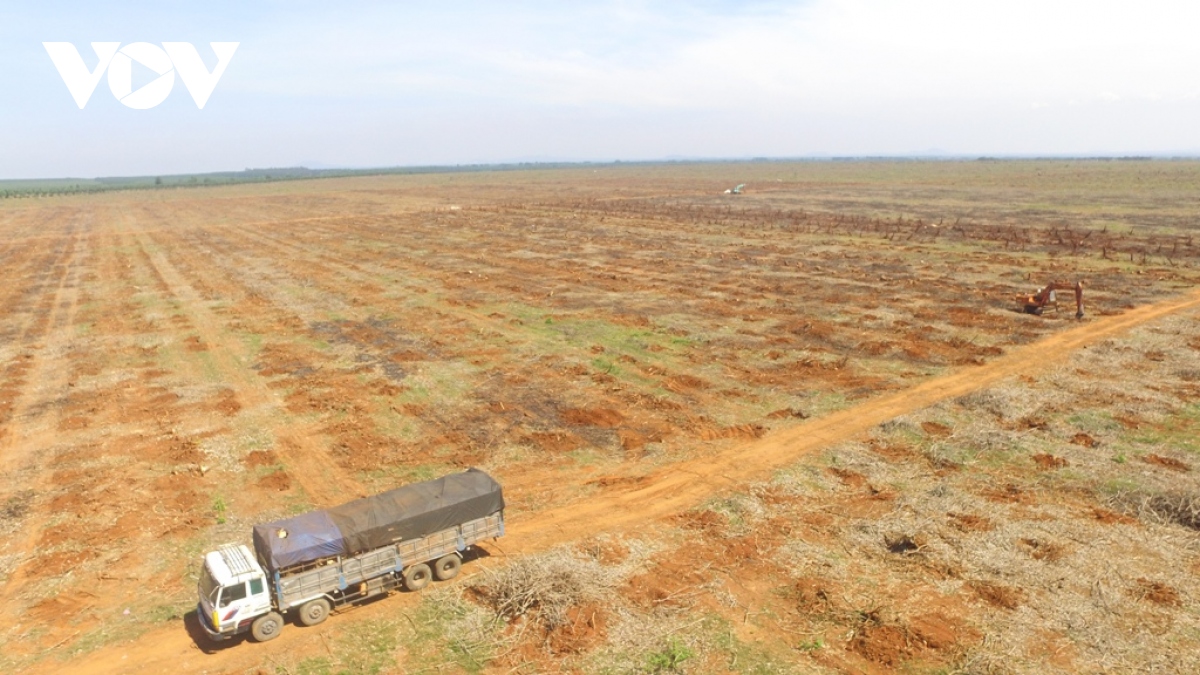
[472,547,624,629]
[1109,489,1200,531]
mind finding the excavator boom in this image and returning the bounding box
[1022,280,1084,319]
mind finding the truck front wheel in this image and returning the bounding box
[251,611,284,642]
[298,598,331,627]
[403,563,432,591]
[434,554,461,581]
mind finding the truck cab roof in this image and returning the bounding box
[204,544,266,585]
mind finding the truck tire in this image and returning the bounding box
[434,554,461,581]
[251,611,284,642]
[298,598,331,627]
[403,563,432,591]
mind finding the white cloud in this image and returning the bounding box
[5,0,1200,177]
[236,0,1200,115]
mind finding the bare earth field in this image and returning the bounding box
[1,160,1199,674]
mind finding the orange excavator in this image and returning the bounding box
[1021,281,1084,319]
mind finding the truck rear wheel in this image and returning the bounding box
[298,598,331,627]
[403,563,432,591]
[434,554,461,581]
[251,611,284,642]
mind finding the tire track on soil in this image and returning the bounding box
[0,225,83,471]
[47,286,1200,675]
[133,231,363,506]
[0,224,87,607]
[504,286,1200,549]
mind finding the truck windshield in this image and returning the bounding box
[198,565,220,604]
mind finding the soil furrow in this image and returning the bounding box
[46,286,1200,675]
[135,229,364,505]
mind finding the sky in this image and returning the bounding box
[1,0,1198,179]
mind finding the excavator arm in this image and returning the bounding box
[1022,280,1084,319]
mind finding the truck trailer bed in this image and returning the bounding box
[273,512,503,609]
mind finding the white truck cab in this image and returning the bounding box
[196,469,505,645]
[197,544,278,641]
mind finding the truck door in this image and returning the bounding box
[247,576,272,615]
[214,582,253,631]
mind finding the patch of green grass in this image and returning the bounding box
[1128,404,1200,455]
[283,616,400,675]
[192,349,222,383]
[403,591,499,674]
[708,616,802,675]
[1066,410,1123,435]
[140,601,191,625]
[645,637,693,672]
[699,494,757,531]
[592,356,619,375]
[1098,477,1143,495]
[240,330,264,358]
[568,447,605,467]
[212,495,228,524]
[796,637,824,652]
[361,463,453,489]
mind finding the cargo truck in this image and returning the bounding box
[197,468,504,642]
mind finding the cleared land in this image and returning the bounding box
[1,160,1199,674]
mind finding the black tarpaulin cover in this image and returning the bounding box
[253,469,504,572]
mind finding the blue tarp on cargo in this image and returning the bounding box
[252,469,505,573]
[252,509,345,572]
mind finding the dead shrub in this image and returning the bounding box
[955,390,1006,418]
[885,532,927,555]
[471,548,620,630]
[1110,490,1200,531]
[2,490,34,521]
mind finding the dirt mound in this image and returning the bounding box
[830,467,867,489]
[948,512,995,532]
[213,388,241,416]
[183,335,207,352]
[850,621,911,667]
[257,470,292,491]
[616,428,667,453]
[792,576,844,616]
[673,509,725,533]
[1020,538,1068,562]
[767,407,808,419]
[243,449,279,468]
[1133,579,1182,607]
[698,423,765,440]
[983,483,1035,505]
[970,581,1024,609]
[1143,454,1191,472]
[1032,453,1069,469]
[921,421,952,437]
[1090,507,1138,525]
[546,602,608,654]
[561,407,625,427]
[1070,432,1098,447]
[664,374,709,392]
[527,431,583,453]
[624,557,708,609]
[848,610,976,668]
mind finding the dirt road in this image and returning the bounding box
[43,288,1200,675]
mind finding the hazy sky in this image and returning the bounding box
[2,0,1198,179]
